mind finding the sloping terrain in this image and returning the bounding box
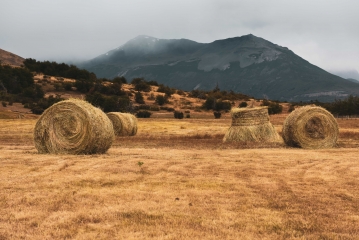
[80,34,359,102]
[0,48,24,67]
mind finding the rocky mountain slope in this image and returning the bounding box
[79,34,359,102]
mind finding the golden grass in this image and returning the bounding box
[0,116,359,239]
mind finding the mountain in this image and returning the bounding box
[79,34,359,102]
[0,48,24,67]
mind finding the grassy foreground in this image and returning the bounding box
[0,115,359,239]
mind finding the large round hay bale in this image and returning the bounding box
[282,106,338,149]
[223,107,280,142]
[106,112,138,136]
[34,99,114,154]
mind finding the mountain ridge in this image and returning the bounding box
[0,48,24,67]
[78,34,359,101]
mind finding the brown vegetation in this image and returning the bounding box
[1,114,359,239]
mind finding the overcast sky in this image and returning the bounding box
[1,0,358,73]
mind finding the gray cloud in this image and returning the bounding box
[1,0,358,72]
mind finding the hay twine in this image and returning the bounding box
[282,105,338,149]
[106,112,138,136]
[34,99,114,154]
[223,107,281,142]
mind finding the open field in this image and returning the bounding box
[1,115,359,239]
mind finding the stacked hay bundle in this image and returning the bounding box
[34,99,114,154]
[106,112,138,136]
[282,106,338,149]
[223,107,280,142]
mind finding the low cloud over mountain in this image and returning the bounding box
[79,34,359,102]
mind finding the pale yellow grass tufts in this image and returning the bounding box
[282,105,338,149]
[33,99,114,154]
[223,107,281,143]
[106,112,138,136]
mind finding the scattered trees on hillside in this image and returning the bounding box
[132,78,151,92]
[202,97,232,111]
[0,65,34,94]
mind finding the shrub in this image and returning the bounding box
[261,99,283,115]
[147,80,159,86]
[174,111,184,119]
[136,110,152,118]
[2,101,7,107]
[203,97,216,110]
[160,106,174,112]
[155,95,169,106]
[147,93,155,100]
[136,104,150,110]
[113,76,127,84]
[63,82,73,91]
[215,100,232,111]
[186,114,190,118]
[132,78,151,92]
[177,89,186,96]
[150,105,160,111]
[239,101,248,108]
[214,111,221,119]
[134,81,151,92]
[157,84,175,96]
[135,91,145,104]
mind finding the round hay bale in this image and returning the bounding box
[34,99,114,154]
[223,107,280,142]
[106,112,138,136]
[282,106,338,149]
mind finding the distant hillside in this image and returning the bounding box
[79,34,359,102]
[0,48,24,67]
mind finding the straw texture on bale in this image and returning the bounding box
[282,106,338,149]
[223,107,280,142]
[106,112,138,136]
[34,99,114,154]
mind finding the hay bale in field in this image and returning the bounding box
[34,99,114,154]
[106,112,138,136]
[223,107,280,142]
[282,105,338,149]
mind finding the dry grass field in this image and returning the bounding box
[1,114,359,239]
